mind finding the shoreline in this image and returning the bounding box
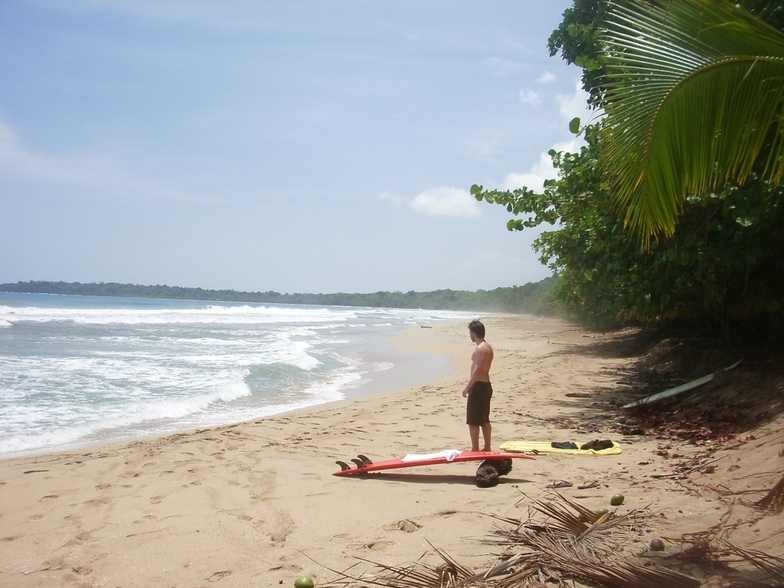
[0,316,462,462]
[1,314,781,587]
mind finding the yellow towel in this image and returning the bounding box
[499,440,622,455]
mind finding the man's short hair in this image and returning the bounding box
[468,319,485,338]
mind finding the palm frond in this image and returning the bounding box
[755,473,784,513]
[598,0,784,243]
[720,542,784,583]
[319,494,783,588]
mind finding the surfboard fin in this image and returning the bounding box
[350,458,366,469]
[357,454,373,467]
[335,460,351,471]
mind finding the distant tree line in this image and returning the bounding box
[0,278,559,315]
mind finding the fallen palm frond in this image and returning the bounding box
[659,505,749,570]
[319,541,477,588]
[488,491,648,563]
[755,474,784,513]
[321,493,783,588]
[723,543,784,584]
[653,519,784,586]
[553,557,702,588]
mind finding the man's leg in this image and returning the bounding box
[468,425,481,452]
[481,423,492,451]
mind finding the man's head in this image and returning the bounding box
[468,319,485,340]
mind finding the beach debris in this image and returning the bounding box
[578,480,599,490]
[754,473,784,514]
[320,494,783,588]
[475,467,500,487]
[294,576,314,588]
[622,360,742,409]
[476,459,513,488]
[651,455,725,479]
[494,458,513,476]
[610,493,625,506]
[546,480,572,489]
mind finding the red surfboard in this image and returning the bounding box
[333,450,534,476]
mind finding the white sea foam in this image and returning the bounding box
[0,303,352,327]
[0,293,473,458]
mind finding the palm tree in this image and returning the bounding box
[598,0,784,244]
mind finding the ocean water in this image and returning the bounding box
[0,292,472,459]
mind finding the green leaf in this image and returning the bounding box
[598,0,784,244]
[569,117,581,135]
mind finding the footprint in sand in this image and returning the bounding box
[206,570,232,582]
[71,565,92,576]
[262,510,295,546]
[384,519,421,533]
[39,557,65,571]
[364,540,393,551]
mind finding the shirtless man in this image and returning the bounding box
[461,319,494,452]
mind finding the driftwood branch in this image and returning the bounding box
[755,474,784,514]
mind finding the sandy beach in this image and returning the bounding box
[1,315,782,587]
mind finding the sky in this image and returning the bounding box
[0,1,591,294]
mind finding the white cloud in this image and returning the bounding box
[519,90,540,106]
[407,187,482,218]
[552,138,584,154]
[462,137,497,158]
[556,79,595,124]
[500,152,555,192]
[485,57,522,78]
[536,71,556,84]
[493,80,595,193]
[499,139,583,192]
[378,190,404,206]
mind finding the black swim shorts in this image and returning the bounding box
[466,381,493,426]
